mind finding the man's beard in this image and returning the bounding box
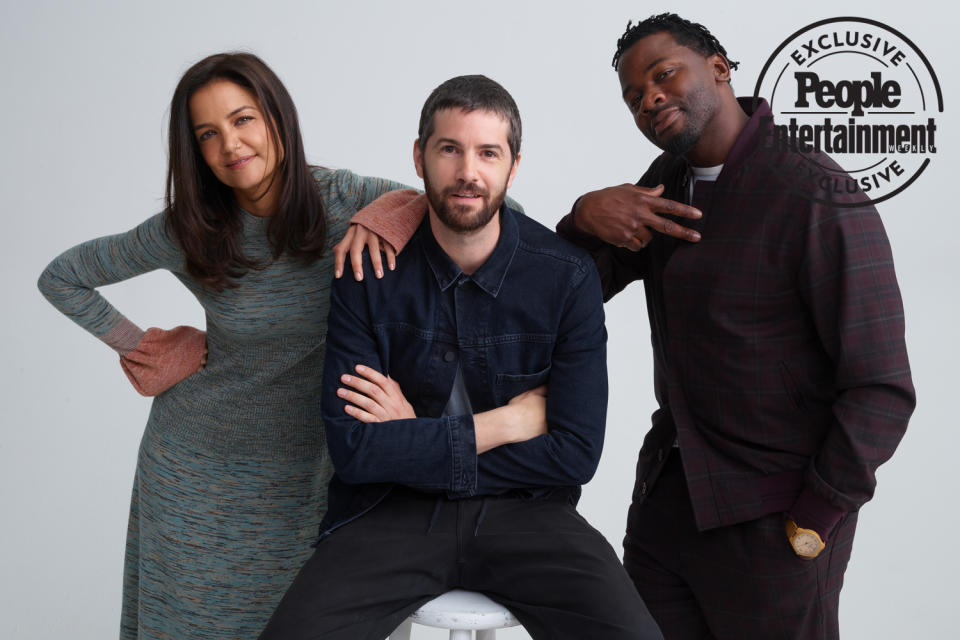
[652,84,717,157]
[423,170,508,234]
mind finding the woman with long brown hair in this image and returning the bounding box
[37,52,410,639]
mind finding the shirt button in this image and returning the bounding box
[443,351,456,362]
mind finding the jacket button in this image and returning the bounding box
[641,481,647,495]
[443,351,456,362]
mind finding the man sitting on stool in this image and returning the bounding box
[260,75,661,640]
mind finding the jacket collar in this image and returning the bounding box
[418,204,520,298]
[675,97,772,191]
[724,97,772,173]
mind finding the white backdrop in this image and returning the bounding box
[1,1,954,638]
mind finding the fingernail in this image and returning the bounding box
[335,269,342,278]
[355,271,363,281]
[389,263,395,271]
[337,388,347,397]
[376,269,383,278]
[341,374,351,382]
[355,364,366,373]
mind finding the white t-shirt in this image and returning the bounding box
[687,164,723,203]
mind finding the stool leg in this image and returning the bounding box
[476,631,497,640]
[449,630,472,640]
[388,618,413,640]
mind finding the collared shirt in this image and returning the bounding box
[318,206,607,539]
[557,98,915,535]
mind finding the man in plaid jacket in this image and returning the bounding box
[557,13,916,640]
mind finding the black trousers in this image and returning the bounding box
[623,451,857,640]
[261,487,662,640]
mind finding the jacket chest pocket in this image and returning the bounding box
[494,365,552,405]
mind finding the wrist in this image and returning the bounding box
[474,406,513,454]
[101,317,146,355]
[352,189,424,253]
[570,196,592,235]
[788,487,845,542]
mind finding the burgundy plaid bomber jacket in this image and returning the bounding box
[557,98,916,539]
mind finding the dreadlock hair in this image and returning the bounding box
[611,13,740,75]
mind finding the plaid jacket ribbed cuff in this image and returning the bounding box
[788,487,846,542]
[555,200,606,251]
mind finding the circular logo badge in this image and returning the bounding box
[753,17,942,207]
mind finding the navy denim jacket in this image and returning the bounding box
[318,205,608,539]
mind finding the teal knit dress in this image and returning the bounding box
[38,168,406,639]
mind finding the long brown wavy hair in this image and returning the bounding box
[165,52,325,289]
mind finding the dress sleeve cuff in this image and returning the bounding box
[101,317,146,355]
[447,414,478,495]
[788,487,847,542]
[351,189,426,254]
[120,326,206,396]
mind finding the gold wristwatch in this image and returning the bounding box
[786,519,825,559]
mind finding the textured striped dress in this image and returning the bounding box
[38,168,406,639]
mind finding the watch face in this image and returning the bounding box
[793,532,821,556]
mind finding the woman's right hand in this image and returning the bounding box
[120,326,207,396]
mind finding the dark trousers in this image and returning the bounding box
[623,451,857,640]
[261,487,662,640]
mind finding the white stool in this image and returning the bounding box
[389,589,521,640]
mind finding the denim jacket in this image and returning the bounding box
[317,205,608,539]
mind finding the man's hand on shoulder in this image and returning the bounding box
[573,184,702,249]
